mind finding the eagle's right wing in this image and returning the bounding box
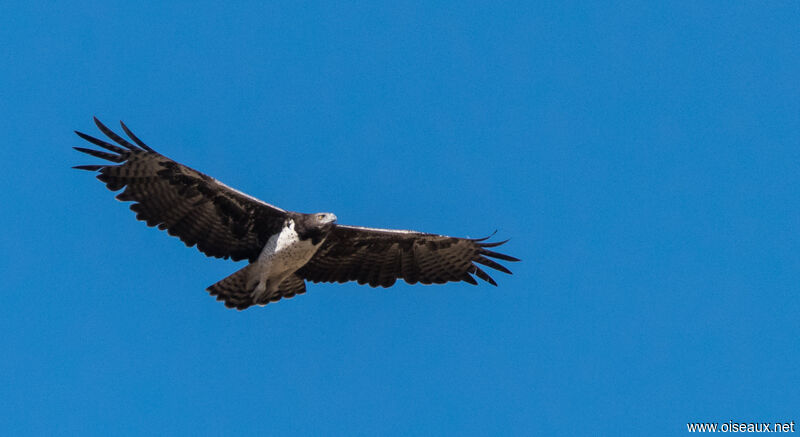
[297,225,519,288]
[74,118,287,262]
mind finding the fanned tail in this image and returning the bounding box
[207,264,259,310]
[207,266,307,310]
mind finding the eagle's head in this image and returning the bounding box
[294,212,337,244]
[313,212,337,227]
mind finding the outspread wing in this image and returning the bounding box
[297,225,519,287]
[74,117,288,262]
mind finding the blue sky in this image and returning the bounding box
[1,2,799,435]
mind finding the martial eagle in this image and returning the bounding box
[74,118,519,309]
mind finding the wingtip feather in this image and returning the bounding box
[481,248,520,262]
[478,238,510,248]
[471,230,498,242]
[472,266,498,286]
[462,273,479,285]
[73,146,123,162]
[119,120,155,152]
[474,256,512,275]
[93,117,140,151]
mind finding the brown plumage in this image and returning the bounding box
[74,118,520,309]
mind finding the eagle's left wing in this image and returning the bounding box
[73,118,288,262]
[296,225,519,287]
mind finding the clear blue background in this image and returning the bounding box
[1,2,798,435]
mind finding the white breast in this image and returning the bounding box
[257,219,322,275]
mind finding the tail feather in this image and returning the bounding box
[207,265,307,310]
[273,274,307,301]
[207,264,258,310]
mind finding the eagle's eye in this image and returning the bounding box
[317,214,325,220]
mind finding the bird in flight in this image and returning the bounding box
[74,118,519,309]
